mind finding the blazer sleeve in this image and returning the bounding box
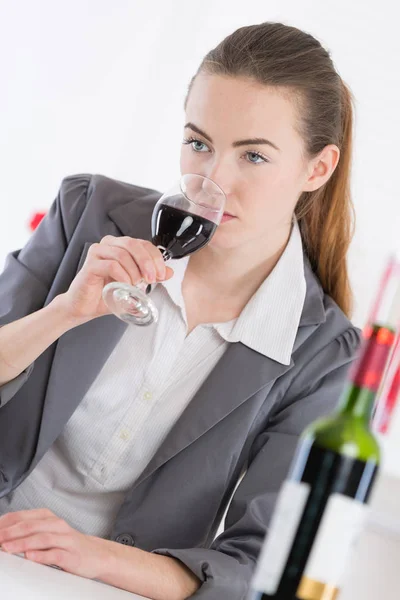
[152,326,361,599]
[0,174,91,407]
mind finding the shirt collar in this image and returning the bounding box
[161,220,306,366]
[214,220,306,365]
[160,255,189,318]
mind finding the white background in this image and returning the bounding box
[1,1,400,471]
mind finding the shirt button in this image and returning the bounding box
[119,429,130,440]
[115,533,135,546]
[143,391,153,401]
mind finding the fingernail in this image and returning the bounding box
[146,271,156,283]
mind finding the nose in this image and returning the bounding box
[205,159,235,198]
[201,175,224,197]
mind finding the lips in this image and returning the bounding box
[220,212,236,224]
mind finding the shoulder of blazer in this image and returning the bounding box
[92,172,160,199]
[88,173,161,214]
[289,252,361,386]
[59,173,160,222]
[64,173,162,240]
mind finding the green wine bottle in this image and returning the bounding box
[249,259,400,600]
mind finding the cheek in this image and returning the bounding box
[179,151,189,173]
[259,165,301,203]
[180,147,201,175]
[239,170,300,224]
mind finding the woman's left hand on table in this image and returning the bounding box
[0,508,116,579]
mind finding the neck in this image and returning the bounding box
[187,223,293,302]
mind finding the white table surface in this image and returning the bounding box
[0,473,399,599]
[0,550,149,599]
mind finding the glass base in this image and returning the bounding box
[102,282,158,326]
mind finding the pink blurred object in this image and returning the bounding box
[373,336,400,434]
[370,254,400,433]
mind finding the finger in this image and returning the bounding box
[0,517,70,545]
[165,266,174,280]
[97,237,174,283]
[25,548,68,570]
[113,238,157,284]
[0,509,54,529]
[88,244,142,285]
[140,241,167,281]
[84,258,134,286]
[101,237,159,284]
[122,239,175,282]
[2,532,73,554]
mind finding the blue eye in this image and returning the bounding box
[246,151,267,164]
[193,141,208,152]
[183,137,209,153]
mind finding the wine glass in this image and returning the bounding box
[102,173,226,326]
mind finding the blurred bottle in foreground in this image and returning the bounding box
[248,256,400,600]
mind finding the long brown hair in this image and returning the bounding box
[187,22,355,316]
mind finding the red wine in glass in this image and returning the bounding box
[151,204,217,260]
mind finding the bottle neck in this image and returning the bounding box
[337,323,396,425]
[337,384,377,424]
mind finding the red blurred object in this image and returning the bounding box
[29,211,47,231]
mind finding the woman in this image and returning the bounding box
[0,22,360,600]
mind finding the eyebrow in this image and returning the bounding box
[184,122,281,152]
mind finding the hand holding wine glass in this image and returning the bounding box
[102,173,226,326]
[57,237,175,324]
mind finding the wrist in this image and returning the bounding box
[96,541,140,590]
[47,294,93,331]
[97,542,200,600]
[92,537,121,582]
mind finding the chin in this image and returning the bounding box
[209,226,242,250]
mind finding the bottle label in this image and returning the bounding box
[297,493,368,600]
[252,479,310,595]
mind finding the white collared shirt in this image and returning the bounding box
[0,222,306,537]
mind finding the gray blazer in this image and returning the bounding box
[0,174,360,599]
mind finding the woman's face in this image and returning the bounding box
[181,74,337,251]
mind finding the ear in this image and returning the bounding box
[302,144,340,192]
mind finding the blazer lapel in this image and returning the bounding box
[35,315,128,459]
[133,343,292,490]
[35,193,159,460]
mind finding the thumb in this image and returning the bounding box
[165,266,174,280]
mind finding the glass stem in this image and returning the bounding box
[156,245,172,261]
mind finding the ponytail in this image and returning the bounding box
[296,83,355,316]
